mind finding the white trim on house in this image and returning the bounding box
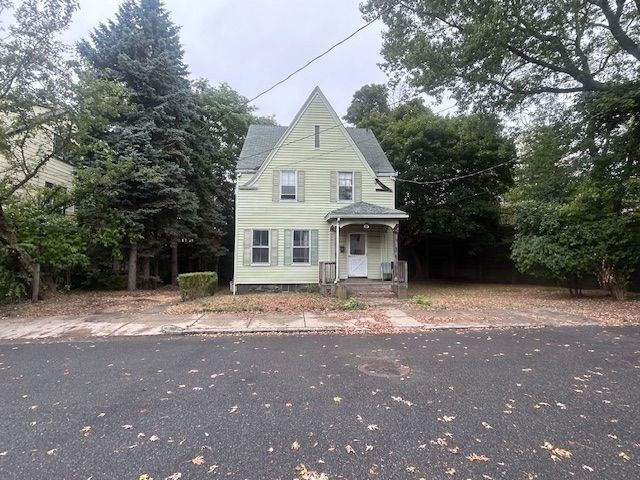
[337,171,354,203]
[291,229,311,266]
[244,86,377,187]
[280,169,297,201]
[250,228,271,266]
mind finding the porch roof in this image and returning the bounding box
[325,201,409,221]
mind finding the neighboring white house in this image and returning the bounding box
[233,87,408,297]
[0,110,75,212]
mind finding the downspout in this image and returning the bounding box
[334,217,340,284]
[232,173,240,295]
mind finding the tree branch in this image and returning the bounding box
[597,0,640,61]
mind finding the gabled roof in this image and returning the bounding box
[236,92,395,175]
[325,201,408,220]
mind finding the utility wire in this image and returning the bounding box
[221,3,399,121]
[396,159,518,185]
[238,95,457,165]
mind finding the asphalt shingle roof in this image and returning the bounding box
[325,201,408,220]
[236,124,395,174]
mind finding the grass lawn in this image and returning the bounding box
[405,282,640,324]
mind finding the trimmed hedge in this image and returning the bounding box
[177,272,218,301]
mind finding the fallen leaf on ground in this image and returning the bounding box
[345,444,355,454]
[619,451,630,461]
[333,396,342,404]
[367,424,379,431]
[466,453,490,462]
[191,455,206,465]
[291,440,300,450]
[541,441,572,459]
[149,435,160,442]
[438,415,456,422]
[80,426,91,436]
[228,405,238,414]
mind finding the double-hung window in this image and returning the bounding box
[292,230,310,264]
[280,170,297,201]
[251,230,270,264]
[338,172,353,202]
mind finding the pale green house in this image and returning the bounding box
[233,87,408,296]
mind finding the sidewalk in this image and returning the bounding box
[0,304,602,341]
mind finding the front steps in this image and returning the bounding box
[345,281,397,302]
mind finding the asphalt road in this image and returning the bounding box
[0,326,638,479]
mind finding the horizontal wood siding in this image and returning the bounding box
[235,92,396,285]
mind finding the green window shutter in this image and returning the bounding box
[243,229,252,266]
[284,229,292,265]
[330,171,337,203]
[311,229,319,265]
[354,172,362,202]
[272,170,280,202]
[270,229,278,266]
[297,170,305,202]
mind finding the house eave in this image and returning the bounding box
[325,213,409,221]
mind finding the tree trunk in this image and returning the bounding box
[610,284,626,301]
[171,241,178,286]
[31,263,40,301]
[128,244,137,292]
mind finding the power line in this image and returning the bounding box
[238,94,457,165]
[221,3,399,121]
[395,159,518,185]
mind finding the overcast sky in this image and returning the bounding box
[62,0,392,124]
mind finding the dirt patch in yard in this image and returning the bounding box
[0,288,181,318]
[168,292,344,315]
[404,282,640,325]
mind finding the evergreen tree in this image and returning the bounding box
[77,0,198,290]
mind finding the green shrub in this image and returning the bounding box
[341,297,365,310]
[300,283,318,293]
[412,294,432,308]
[177,272,218,301]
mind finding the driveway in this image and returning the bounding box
[0,326,637,478]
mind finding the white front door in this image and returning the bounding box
[348,233,367,277]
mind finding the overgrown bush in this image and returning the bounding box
[177,272,218,301]
[341,298,365,310]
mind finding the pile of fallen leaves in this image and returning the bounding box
[0,288,181,318]
[169,292,344,315]
[405,282,640,324]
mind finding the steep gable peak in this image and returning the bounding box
[243,86,378,185]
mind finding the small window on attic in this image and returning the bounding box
[314,125,320,149]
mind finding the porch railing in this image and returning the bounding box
[392,260,408,286]
[319,261,336,285]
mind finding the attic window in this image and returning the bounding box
[314,125,320,148]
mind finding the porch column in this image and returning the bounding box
[393,224,399,283]
[335,218,340,282]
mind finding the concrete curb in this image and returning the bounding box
[161,321,559,336]
[162,325,360,335]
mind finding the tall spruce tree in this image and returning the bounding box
[77,0,198,290]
